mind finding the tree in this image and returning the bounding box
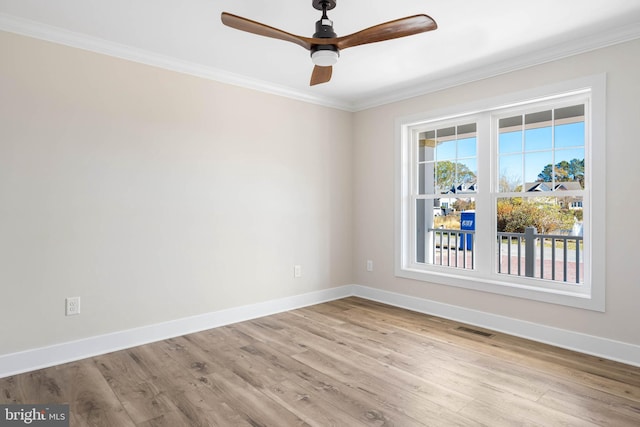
[568,158,585,186]
[497,198,573,234]
[436,160,476,192]
[453,199,475,212]
[499,172,522,192]
[537,158,584,186]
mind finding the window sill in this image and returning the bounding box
[395,266,604,312]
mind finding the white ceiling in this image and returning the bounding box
[1,0,640,111]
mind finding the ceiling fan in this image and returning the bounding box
[221,0,437,86]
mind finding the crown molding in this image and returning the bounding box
[0,13,354,111]
[352,20,640,111]
[1,13,639,113]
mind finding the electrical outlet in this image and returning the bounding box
[366,260,373,272]
[294,265,302,278]
[65,297,80,316]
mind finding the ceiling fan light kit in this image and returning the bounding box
[221,0,437,86]
[311,49,339,66]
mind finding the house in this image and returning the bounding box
[525,181,584,210]
[1,2,640,424]
[436,181,477,214]
[524,181,583,192]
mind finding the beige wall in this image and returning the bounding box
[353,38,640,346]
[0,31,353,354]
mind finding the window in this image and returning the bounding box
[496,103,586,284]
[396,75,605,311]
[415,123,477,267]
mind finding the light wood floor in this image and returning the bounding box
[2,297,640,426]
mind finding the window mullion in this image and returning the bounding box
[474,113,493,275]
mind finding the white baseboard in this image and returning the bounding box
[2,284,638,378]
[352,285,640,368]
[0,285,353,378]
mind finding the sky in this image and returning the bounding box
[499,121,585,185]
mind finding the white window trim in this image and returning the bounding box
[395,74,606,311]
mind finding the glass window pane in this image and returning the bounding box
[568,196,584,215]
[499,115,522,129]
[416,199,426,263]
[554,149,585,189]
[435,160,457,193]
[555,104,585,121]
[436,139,456,161]
[525,126,552,151]
[525,110,552,126]
[433,198,477,228]
[555,122,584,149]
[419,130,436,161]
[524,110,552,151]
[525,151,553,184]
[419,162,437,194]
[430,197,476,269]
[499,131,522,154]
[458,136,477,158]
[437,126,456,138]
[435,126,456,161]
[499,154,523,192]
[496,196,584,283]
[457,158,477,190]
[497,197,577,232]
[555,104,584,150]
[457,123,477,136]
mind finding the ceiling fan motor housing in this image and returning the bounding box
[314,18,337,39]
[311,17,339,65]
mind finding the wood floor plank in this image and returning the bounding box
[2,297,640,426]
[290,346,476,426]
[183,330,396,426]
[260,379,370,427]
[277,311,478,414]
[538,388,640,427]
[292,305,551,406]
[94,350,195,425]
[158,335,312,426]
[63,360,136,427]
[458,396,601,427]
[333,297,640,402]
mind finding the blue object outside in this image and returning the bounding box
[459,211,475,250]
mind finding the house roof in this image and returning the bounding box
[525,181,583,192]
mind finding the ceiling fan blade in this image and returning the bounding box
[310,65,332,86]
[221,12,314,51]
[334,14,437,50]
